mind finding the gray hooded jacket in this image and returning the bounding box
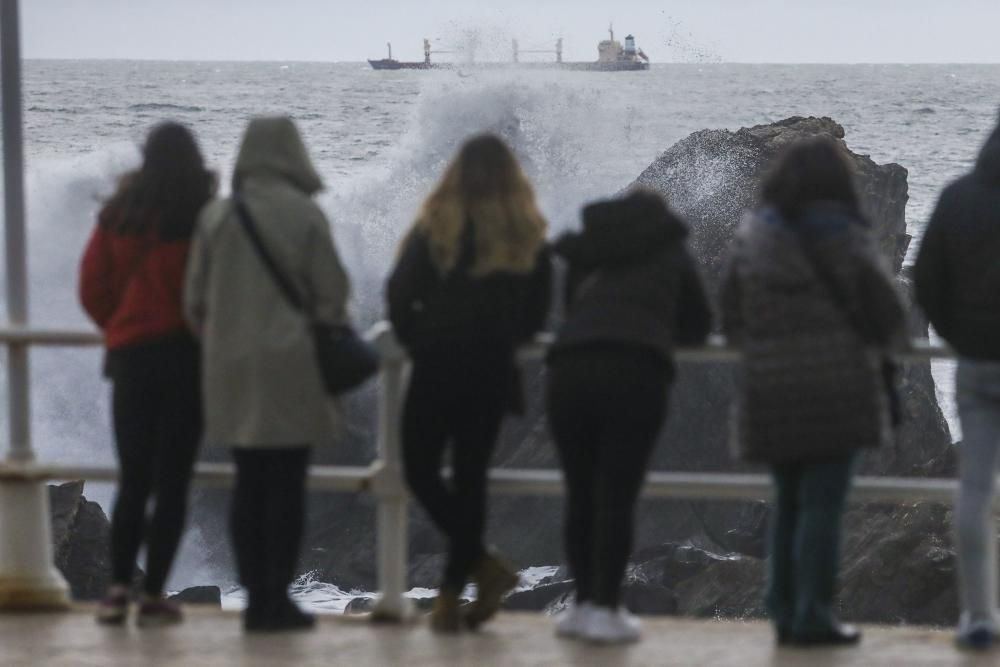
[185,117,350,448]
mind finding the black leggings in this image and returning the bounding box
[401,350,511,592]
[547,346,670,608]
[108,335,201,595]
[230,447,310,612]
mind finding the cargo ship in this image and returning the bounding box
[368,27,649,71]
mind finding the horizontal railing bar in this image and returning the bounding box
[0,461,966,506]
[487,469,963,505]
[0,461,376,493]
[0,327,103,346]
[1,326,952,361]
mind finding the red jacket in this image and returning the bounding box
[79,207,193,350]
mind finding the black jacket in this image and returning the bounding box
[550,191,712,366]
[915,122,1000,361]
[386,227,552,356]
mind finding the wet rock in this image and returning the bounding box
[672,554,767,619]
[408,553,447,589]
[631,542,744,589]
[49,481,113,601]
[167,586,222,607]
[502,580,575,612]
[622,582,678,615]
[838,503,957,625]
[344,597,375,615]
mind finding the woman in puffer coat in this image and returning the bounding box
[546,189,711,644]
[185,117,350,632]
[719,138,906,647]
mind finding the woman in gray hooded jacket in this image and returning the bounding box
[185,117,350,632]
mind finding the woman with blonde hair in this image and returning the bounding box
[387,134,552,633]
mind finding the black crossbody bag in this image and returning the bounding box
[791,225,903,428]
[233,197,379,395]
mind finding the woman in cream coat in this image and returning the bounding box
[185,117,349,632]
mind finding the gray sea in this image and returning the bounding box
[6,60,1000,604]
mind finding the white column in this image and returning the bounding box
[369,325,413,621]
[0,0,70,609]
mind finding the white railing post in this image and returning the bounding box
[369,324,414,621]
[0,0,70,610]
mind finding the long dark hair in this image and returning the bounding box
[760,137,863,223]
[102,122,216,240]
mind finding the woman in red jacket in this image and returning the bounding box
[79,122,215,626]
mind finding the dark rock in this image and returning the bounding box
[502,580,575,612]
[631,542,743,589]
[344,597,375,615]
[49,481,113,601]
[838,503,957,625]
[621,581,678,615]
[673,554,767,619]
[408,553,447,589]
[167,586,222,607]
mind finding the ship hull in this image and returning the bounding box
[560,61,649,71]
[367,59,439,70]
[368,60,647,72]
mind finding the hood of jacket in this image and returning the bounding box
[554,190,688,268]
[975,121,1000,185]
[232,117,323,195]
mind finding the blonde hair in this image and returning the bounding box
[409,134,547,276]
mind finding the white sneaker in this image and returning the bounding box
[555,601,594,638]
[580,605,642,644]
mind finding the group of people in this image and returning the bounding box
[78,112,1000,651]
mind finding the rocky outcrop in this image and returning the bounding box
[167,585,222,607]
[49,481,113,600]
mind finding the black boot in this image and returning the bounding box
[787,621,861,647]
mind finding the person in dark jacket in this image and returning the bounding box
[80,122,215,626]
[719,138,906,647]
[546,189,711,644]
[387,134,552,633]
[915,118,1000,651]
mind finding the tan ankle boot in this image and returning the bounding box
[465,552,519,629]
[430,589,463,634]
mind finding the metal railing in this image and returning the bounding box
[0,319,963,618]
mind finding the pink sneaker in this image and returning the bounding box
[96,585,130,625]
[136,595,183,627]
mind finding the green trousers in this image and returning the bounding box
[766,455,856,635]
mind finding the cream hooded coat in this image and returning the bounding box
[185,117,349,447]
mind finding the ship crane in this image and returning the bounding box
[512,38,564,64]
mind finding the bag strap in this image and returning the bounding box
[787,220,873,343]
[232,195,307,316]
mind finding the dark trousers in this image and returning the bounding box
[766,455,855,634]
[108,335,201,595]
[230,448,310,612]
[546,346,670,608]
[401,349,511,592]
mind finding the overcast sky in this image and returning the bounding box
[22,0,1000,64]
